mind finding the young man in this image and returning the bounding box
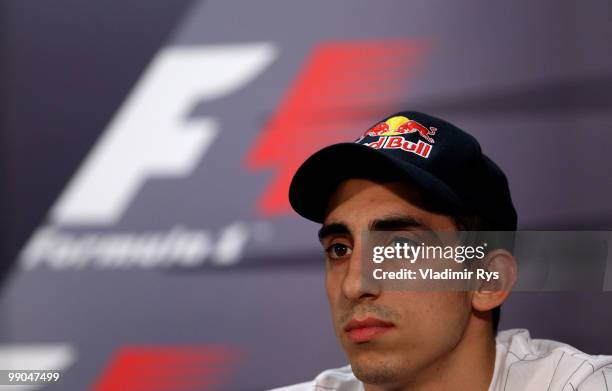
[272,112,612,391]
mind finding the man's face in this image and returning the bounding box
[320,178,473,387]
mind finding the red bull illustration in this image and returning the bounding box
[365,115,437,143]
[360,116,436,158]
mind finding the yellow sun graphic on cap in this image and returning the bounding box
[380,115,410,136]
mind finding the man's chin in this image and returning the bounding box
[345,347,421,386]
[348,352,402,386]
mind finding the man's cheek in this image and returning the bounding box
[325,269,342,299]
[325,281,343,318]
[324,277,344,333]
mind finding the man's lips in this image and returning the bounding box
[344,317,395,343]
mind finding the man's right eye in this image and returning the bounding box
[325,243,353,260]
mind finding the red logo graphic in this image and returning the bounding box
[246,39,430,216]
[364,115,437,143]
[90,345,242,391]
[364,136,432,158]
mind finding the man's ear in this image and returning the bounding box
[471,249,517,312]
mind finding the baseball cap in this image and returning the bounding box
[288,111,517,230]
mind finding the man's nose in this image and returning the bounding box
[341,242,381,302]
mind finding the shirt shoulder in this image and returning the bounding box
[269,365,362,391]
[491,329,612,391]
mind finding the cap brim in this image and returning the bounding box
[289,143,464,223]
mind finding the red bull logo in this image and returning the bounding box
[364,136,432,158]
[364,116,437,143]
[358,115,437,158]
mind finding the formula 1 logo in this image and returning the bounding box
[20,39,428,270]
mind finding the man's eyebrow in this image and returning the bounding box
[369,216,430,231]
[318,223,350,241]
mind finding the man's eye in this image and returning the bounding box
[325,243,353,260]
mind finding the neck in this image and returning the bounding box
[364,313,496,391]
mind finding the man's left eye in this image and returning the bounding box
[325,243,353,260]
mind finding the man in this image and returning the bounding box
[272,112,612,391]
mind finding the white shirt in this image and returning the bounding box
[270,329,612,391]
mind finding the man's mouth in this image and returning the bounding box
[343,317,395,343]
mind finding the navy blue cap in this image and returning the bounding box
[288,111,517,230]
